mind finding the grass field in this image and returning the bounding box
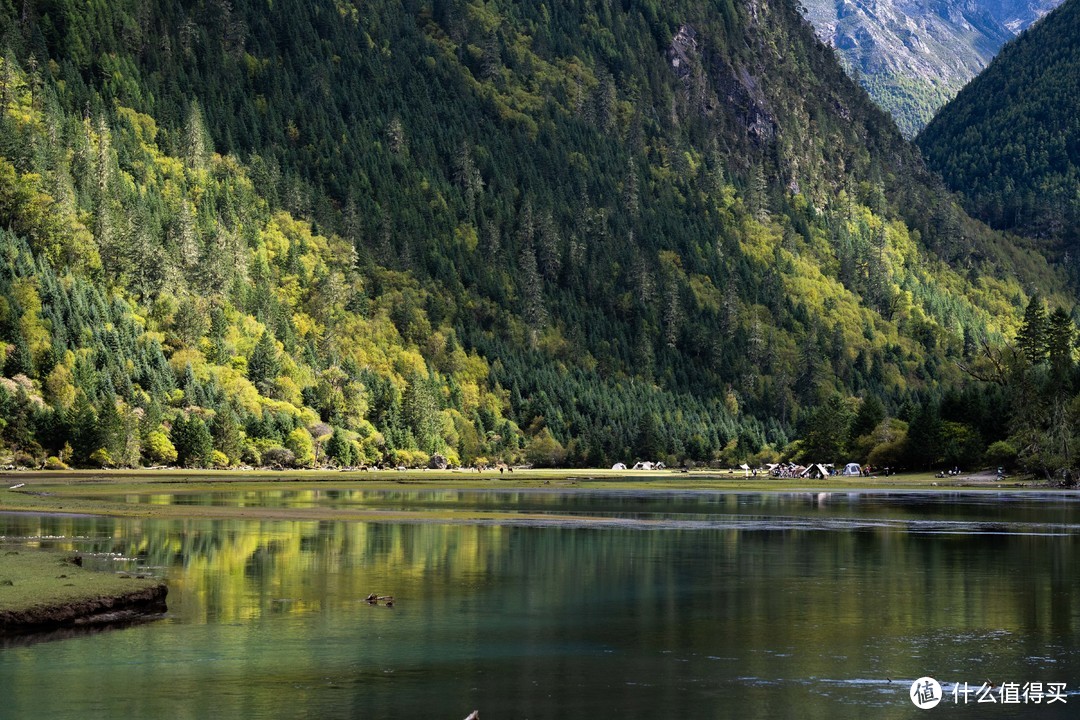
[0,549,160,615]
[0,467,1042,523]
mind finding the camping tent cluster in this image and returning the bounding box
[767,463,836,479]
[611,461,666,470]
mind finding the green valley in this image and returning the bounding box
[801,0,1062,137]
[918,0,1080,250]
[0,0,1070,474]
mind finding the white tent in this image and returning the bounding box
[612,463,627,470]
[842,462,861,476]
[801,464,831,479]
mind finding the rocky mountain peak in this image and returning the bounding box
[801,0,1063,135]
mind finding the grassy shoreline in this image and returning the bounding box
[0,549,166,636]
[0,468,1057,524]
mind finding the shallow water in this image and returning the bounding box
[2,490,1079,718]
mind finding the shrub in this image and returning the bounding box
[143,431,178,465]
[12,451,38,468]
[240,441,262,466]
[44,456,69,470]
[524,428,566,468]
[285,427,315,466]
[261,446,295,468]
[391,448,429,468]
[867,439,906,468]
[89,447,114,468]
[985,440,1018,470]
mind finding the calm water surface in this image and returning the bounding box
[1,490,1079,718]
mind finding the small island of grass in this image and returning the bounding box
[0,550,167,637]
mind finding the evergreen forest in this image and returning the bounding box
[919,0,1080,251]
[0,0,1075,477]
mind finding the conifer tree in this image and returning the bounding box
[247,331,280,387]
[66,392,100,467]
[799,395,853,462]
[852,395,886,439]
[1047,307,1074,381]
[905,401,943,470]
[325,426,355,466]
[173,296,208,347]
[172,414,213,468]
[183,100,210,171]
[747,163,770,222]
[403,373,442,455]
[211,404,243,464]
[1017,295,1049,364]
[519,245,545,333]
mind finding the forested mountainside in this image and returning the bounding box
[918,0,1080,251]
[800,0,1062,137]
[0,0,1066,471]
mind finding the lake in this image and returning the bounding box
[1,489,1079,718]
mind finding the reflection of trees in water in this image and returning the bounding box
[3,509,1079,639]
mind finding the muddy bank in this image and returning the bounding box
[0,550,168,638]
[0,583,167,636]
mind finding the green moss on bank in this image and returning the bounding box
[0,549,159,615]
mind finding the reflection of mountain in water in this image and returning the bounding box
[5,491,1080,628]
[2,494,1080,719]
[800,0,1064,135]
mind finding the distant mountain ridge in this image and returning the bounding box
[801,0,1063,135]
[917,0,1080,249]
